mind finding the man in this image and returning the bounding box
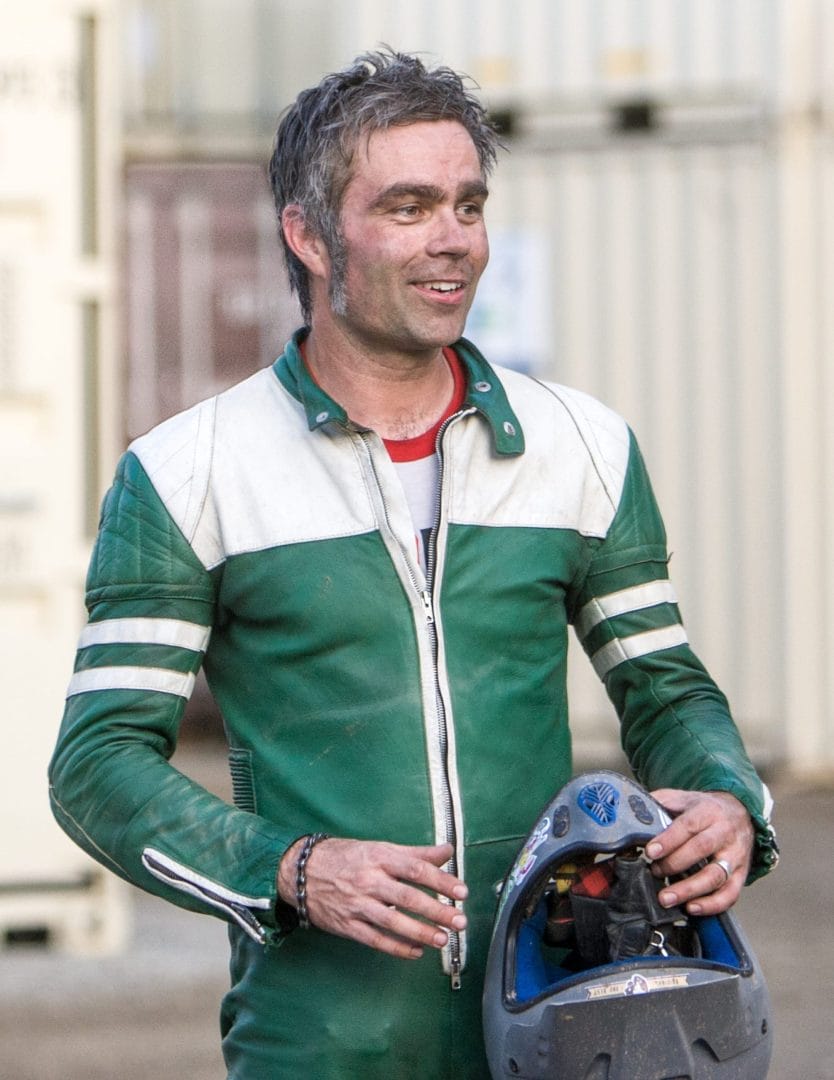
[49,50,777,1079]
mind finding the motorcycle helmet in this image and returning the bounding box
[482,771,772,1079]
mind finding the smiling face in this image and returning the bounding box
[321,120,490,360]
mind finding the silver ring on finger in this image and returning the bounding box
[713,857,733,883]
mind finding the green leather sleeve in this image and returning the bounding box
[571,433,778,882]
[48,452,294,942]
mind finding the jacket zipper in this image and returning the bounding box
[142,848,270,945]
[358,421,469,989]
[424,412,474,991]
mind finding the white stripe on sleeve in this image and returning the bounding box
[590,625,689,679]
[575,581,679,640]
[78,617,211,652]
[66,666,197,699]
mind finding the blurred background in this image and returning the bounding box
[1,1,833,1077]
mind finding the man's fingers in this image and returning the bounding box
[394,845,468,902]
[371,897,462,948]
[315,885,464,959]
[646,821,722,877]
[645,789,754,915]
[331,840,468,907]
[414,841,455,866]
[655,857,743,916]
[345,911,426,960]
[384,877,467,931]
[650,788,692,815]
[648,791,751,864]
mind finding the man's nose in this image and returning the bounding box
[426,209,471,257]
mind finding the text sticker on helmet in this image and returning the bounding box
[584,971,690,1001]
[577,781,619,825]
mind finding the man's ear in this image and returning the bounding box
[281,205,330,280]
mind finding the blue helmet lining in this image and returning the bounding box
[514,895,745,1005]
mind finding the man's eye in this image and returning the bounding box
[459,203,483,218]
[395,204,422,218]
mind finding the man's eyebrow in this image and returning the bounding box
[459,180,490,200]
[370,180,489,209]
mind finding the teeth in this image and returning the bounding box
[428,282,462,292]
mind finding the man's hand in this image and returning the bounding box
[277,838,467,959]
[646,789,754,916]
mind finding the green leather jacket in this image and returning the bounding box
[49,332,776,1078]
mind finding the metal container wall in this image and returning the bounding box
[123,0,788,127]
[487,140,785,762]
[0,1,129,951]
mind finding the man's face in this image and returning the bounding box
[325,120,489,356]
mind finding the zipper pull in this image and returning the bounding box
[230,902,268,946]
[450,957,462,990]
[421,590,434,624]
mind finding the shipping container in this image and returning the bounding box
[0,1,128,951]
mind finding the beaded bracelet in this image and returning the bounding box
[296,832,330,929]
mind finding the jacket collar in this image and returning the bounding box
[273,328,525,457]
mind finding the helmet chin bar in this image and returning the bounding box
[483,772,772,1080]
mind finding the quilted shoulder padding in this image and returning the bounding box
[86,450,215,610]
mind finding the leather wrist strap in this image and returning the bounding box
[296,832,330,929]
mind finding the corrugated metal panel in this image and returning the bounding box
[338,0,782,103]
[821,131,834,760]
[120,1,834,130]
[502,140,785,760]
[122,0,787,133]
[465,131,786,762]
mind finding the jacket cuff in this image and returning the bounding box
[719,780,779,884]
[265,834,305,941]
[272,894,300,936]
[745,810,780,884]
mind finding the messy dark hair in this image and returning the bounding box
[268,48,500,322]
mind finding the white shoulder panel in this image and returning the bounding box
[129,395,217,544]
[130,368,378,570]
[535,377,632,511]
[446,368,631,539]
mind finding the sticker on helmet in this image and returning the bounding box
[508,815,551,892]
[584,971,690,1000]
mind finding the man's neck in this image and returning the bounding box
[302,326,455,442]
